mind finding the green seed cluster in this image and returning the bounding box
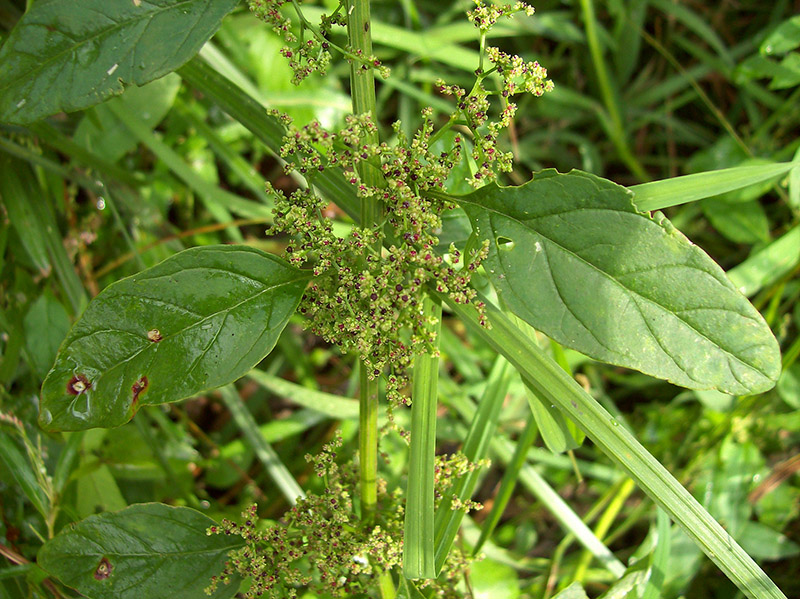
[270,111,489,410]
[248,0,389,84]
[206,442,403,598]
[467,0,535,32]
[247,0,334,84]
[487,46,554,98]
[435,0,553,185]
[207,436,483,597]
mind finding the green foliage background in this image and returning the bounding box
[0,1,798,598]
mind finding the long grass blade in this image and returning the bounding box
[727,225,800,297]
[433,356,512,573]
[473,412,538,555]
[246,369,359,419]
[404,296,442,579]
[218,384,304,505]
[441,292,787,599]
[630,162,798,211]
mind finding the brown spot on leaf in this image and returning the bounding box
[67,374,91,395]
[132,376,148,403]
[147,329,162,342]
[94,556,112,580]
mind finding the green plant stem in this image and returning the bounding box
[347,0,383,521]
[359,368,379,520]
[578,0,649,181]
[346,2,394,596]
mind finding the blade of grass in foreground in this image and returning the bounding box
[433,356,513,573]
[219,384,304,505]
[630,162,799,211]
[440,292,786,599]
[447,392,627,578]
[727,225,800,297]
[404,296,441,579]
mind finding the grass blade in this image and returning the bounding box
[441,292,787,599]
[218,384,304,505]
[107,101,271,224]
[448,393,626,577]
[433,356,513,573]
[727,225,800,297]
[404,296,441,579]
[630,162,798,211]
[473,413,538,555]
[640,508,671,599]
[246,369,359,419]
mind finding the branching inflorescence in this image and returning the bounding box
[208,0,553,595]
[207,436,485,598]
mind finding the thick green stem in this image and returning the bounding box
[347,0,383,525]
[358,367,379,518]
[347,5,394,595]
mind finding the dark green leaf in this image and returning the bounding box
[455,169,780,394]
[0,0,239,124]
[40,245,309,431]
[37,503,242,599]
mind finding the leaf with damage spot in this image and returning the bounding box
[454,169,780,395]
[0,0,239,124]
[37,503,242,599]
[40,245,310,431]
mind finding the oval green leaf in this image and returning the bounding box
[0,0,239,124]
[40,245,310,431]
[456,169,780,395]
[37,503,242,599]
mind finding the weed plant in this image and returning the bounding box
[0,1,798,598]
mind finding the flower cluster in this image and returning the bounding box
[487,46,554,98]
[467,0,535,32]
[270,111,489,411]
[248,0,390,84]
[207,439,482,597]
[434,0,553,184]
[247,0,337,84]
[206,441,402,598]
